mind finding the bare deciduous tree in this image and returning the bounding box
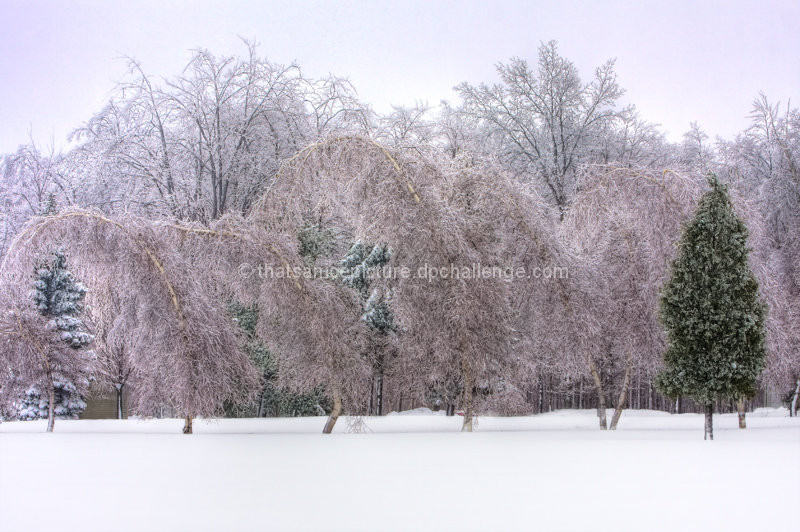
[561,166,702,429]
[457,41,625,216]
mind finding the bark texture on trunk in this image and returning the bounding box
[704,403,714,441]
[589,359,607,430]
[609,359,632,430]
[46,382,56,433]
[462,369,474,432]
[322,387,342,434]
[183,415,193,434]
[737,397,746,429]
[115,384,124,420]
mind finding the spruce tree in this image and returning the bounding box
[656,175,766,440]
[341,241,396,415]
[227,301,329,418]
[17,250,93,430]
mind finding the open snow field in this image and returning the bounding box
[1,408,798,532]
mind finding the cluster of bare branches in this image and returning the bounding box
[2,131,797,432]
[1,42,797,432]
[0,210,260,432]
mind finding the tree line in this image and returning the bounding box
[0,41,797,434]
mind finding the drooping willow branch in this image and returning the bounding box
[154,221,305,292]
[0,209,261,420]
[268,135,422,204]
[2,211,189,337]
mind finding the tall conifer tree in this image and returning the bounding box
[657,175,766,440]
[17,250,93,431]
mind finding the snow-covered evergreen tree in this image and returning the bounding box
[227,301,329,418]
[16,250,93,428]
[17,379,86,420]
[656,175,766,440]
[341,241,396,415]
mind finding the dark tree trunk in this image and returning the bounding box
[257,387,267,418]
[791,379,799,417]
[183,415,193,434]
[46,381,56,433]
[538,380,544,414]
[115,384,124,420]
[610,359,633,430]
[704,403,714,440]
[737,397,747,429]
[322,388,342,434]
[376,371,384,416]
[367,379,374,416]
[446,404,455,416]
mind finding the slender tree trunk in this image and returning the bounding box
[461,363,475,432]
[610,358,633,430]
[446,404,455,416]
[791,378,800,417]
[322,387,342,434]
[462,381,474,433]
[704,403,714,440]
[737,397,747,429]
[46,381,56,433]
[569,377,575,409]
[588,359,607,430]
[115,384,124,420]
[376,371,384,416]
[257,387,267,418]
[367,379,374,416]
[537,380,544,414]
[183,415,193,434]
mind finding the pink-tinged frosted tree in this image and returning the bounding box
[153,209,367,433]
[0,249,94,432]
[84,284,138,420]
[434,154,573,418]
[718,95,800,412]
[244,136,553,431]
[0,301,90,431]
[560,163,788,428]
[560,166,703,429]
[0,210,260,433]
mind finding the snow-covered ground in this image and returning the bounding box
[1,408,798,532]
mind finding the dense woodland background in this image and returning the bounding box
[0,41,797,429]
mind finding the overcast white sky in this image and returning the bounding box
[0,0,798,154]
